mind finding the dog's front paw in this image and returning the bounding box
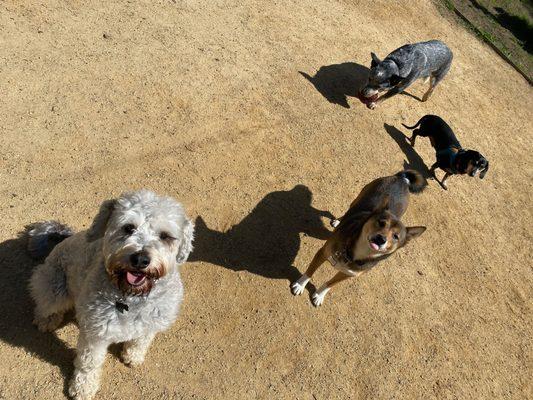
[290,274,310,296]
[33,313,63,332]
[367,102,377,110]
[68,372,99,400]
[290,281,306,296]
[311,291,327,307]
[121,347,145,367]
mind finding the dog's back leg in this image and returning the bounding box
[410,129,420,146]
[423,61,452,102]
[29,260,73,332]
[422,76,437,102]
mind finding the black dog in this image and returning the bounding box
[402,115,489,190]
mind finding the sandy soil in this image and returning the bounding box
[0,1,531,399]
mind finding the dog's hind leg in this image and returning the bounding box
[423,62,451,102]
[409,129,420,146]
[290,246,328,296]
[422,76,437,102]
[29,261,73,332]
[121,332,156,367]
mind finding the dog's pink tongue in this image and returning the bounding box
[126,271,145,285]
[370,242,380,251]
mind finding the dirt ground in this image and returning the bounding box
[0,1,531,399]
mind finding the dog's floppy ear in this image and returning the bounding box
[86,199,117,242]
[479,160,489,179]
[405,226,426,242]
[176,217,195,264]
[370,52,381,68]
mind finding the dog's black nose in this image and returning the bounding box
[374,234,386,246]
[130,252,151,269]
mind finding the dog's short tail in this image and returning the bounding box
[26,221,74,260]
[396,170,426,193]
[401,115,427,130]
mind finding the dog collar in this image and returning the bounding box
[116,301,129,313]
[437,147,463,174]
[328,250,367,268]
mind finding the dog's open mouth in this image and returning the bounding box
[125,271,147,286]
[369,235,387,252]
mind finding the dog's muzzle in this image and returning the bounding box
[369,234,387,251]
[125,251,151,287]
[129,251,151,269]
[106,249,165,295]
[361,86,379,97]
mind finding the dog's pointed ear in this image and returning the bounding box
[479,160,489,179]
[86,199,117,242]
[405,226,426,242]
[370,52,381,68]
[176,217,195,264]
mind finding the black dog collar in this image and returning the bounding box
[328,249,367,268]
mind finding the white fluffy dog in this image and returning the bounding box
[27,190,194,400]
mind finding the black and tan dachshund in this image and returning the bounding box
[402,115,489,190]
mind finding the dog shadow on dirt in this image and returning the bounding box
[384,123,431,179]
[189,185,334,283]
[299,62,370,108]
[0,234,75,391]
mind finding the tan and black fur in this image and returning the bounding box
[290,170,426,307]
[402,115,489,190]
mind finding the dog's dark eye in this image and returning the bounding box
[123,224,136,235]
[378,220,387,228]
[393,233,399,241]
[160,232,175,241]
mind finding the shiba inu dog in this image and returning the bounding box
[291,170,426,306]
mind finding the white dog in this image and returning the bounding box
[27,190,194,400]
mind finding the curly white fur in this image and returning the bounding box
[28,190,194,400]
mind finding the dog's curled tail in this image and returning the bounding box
[26,221,74,260]
[401,115,427,130]
[396,170,426,193]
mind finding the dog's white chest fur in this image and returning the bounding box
[79,270,183,342]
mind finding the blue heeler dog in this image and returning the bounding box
[360,40,453,109]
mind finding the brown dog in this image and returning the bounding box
[291,170,426,307]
